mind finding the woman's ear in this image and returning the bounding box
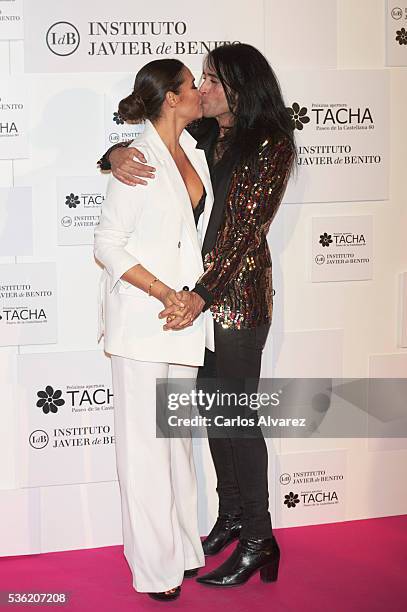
[165,90,178,108]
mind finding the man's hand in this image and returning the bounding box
[110,146,156,187]
[159,291,205,331]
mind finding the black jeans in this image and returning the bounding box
[197,321,272,539]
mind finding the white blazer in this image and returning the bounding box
[94,119,214,366]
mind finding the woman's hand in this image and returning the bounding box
[110,146,156,187]
[158,287,185,309]
[163,308,194,331]
[159,291,205,331]
[157,288,193,331]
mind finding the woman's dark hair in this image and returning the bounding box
[206,43,296,165]
[118,59,185,123]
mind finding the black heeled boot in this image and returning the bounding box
[196,536,280,587]
[202,514,243,556]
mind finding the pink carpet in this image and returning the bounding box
[1,515,406,611]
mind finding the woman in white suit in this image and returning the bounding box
[94,59,214,602]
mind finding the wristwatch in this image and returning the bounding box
[97,140,131,171]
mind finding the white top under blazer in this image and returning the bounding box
[94,119,215,366]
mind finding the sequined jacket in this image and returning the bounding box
[195,136,294,330]
[98,122,294,331]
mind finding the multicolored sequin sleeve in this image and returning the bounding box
[196,136,294,309]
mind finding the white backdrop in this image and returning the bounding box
[0,0,407,556]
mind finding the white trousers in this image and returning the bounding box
[111,356,205,593]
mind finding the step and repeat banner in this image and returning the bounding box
[0,0,406,554]
[0,0,23,40]
[281,70,389,203]
[386,1,407,65]
[0,263,57,346]
[56,176,107,246]
[23,0,265,73]
[18,350,115,487]
[0,78,28,159]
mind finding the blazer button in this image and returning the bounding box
[177,241,181,248]
[183,286,189,291]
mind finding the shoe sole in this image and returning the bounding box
[148,592,181,601]
[196,567,278,588]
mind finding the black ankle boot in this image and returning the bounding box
[202,514,243,556]
[197,536,280,587]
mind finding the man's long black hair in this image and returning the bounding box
[206,43,296,167]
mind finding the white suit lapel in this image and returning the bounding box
[140,121,201,265]
[140,121,213,260]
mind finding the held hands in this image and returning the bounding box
[110,146,156,187]
[158,290,205,331]
[156,287,191,331]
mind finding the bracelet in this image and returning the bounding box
[148,277,159,296]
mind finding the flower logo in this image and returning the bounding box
[319,232,333,247]
[288,102,310,130]
[113,111,124,125]
[396,27,407,45]
[36,386,65,414]
[65,193,80,208]
[284,492,300,509]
